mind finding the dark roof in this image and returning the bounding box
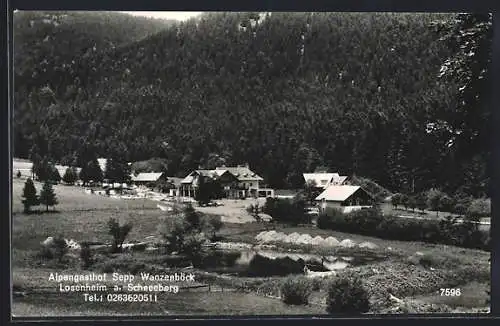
[215,166,263,181]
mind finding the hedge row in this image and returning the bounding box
[317,207,489,250]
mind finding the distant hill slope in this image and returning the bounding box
[14,11,174,93]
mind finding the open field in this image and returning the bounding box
[12,178,159,213]
[194,198,265,224]
[380,203,490,229]
[410,281,489,309]
[12,174,490,316]
[14,290,323,316]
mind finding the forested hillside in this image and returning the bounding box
[13,12,491,196]
[14,11,174,92]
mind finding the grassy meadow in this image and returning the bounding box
[11,174,491,317]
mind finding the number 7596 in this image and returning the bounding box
[440,288,461,296]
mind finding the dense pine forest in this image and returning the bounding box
[13,11,492,196]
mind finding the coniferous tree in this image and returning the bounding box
[105,157,131,184]
[21,178,39,213]
[79,158,103,185]
[39,181,58,212]
[415,192,428,213]
[50,167,61,183]
[62,167,77,184]
[12,12,491,197]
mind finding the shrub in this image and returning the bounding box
[326,275,370,314]
[317,199,489,250]
[162,215,187,253]
[466,198,491,217]
[317,207,344,229]
[207,215,223,240]
[415,192,427,213]
[426,188,445,216]
[161,207,209,264]
[37,246,55,260]
[280,276,313,305]
[263,197,308,225]
[391,193,402,209]
[183,204,203,232]
[452,194,471,215]
[80,243,93,269]
[183,233,208,267]
[246,203,261,222]
[439,194,454,213]
[316,212,330,229]
[347,206,384,235]
[400,194,409,210]
[408,195,417,212]
[108,218,133,253]
[52,236,68,263]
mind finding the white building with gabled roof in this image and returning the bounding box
[315,185,374,214]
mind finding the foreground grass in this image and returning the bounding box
[11,178,490,315]
[410,281,489,309]
[13,291,324,317]
[12,266,324,317]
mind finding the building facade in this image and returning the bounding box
[315,185,374,214]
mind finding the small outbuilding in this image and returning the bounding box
[315,185,374,214]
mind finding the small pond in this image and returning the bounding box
[198,245,385,277]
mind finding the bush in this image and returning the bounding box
[326,275,370,314]
[347,206,384,235]
[466,198,491,217]
[163,215,187,253]
[80,243,93,269]
[317,207,344,229]
[200,249,241,268]
[52,236,68,263]
[183,233,208,267]
[207,215,223,240]
[426,188,445,215]
[263,197,308,225]
[37,246,55,260]
[108,218,133,253]
[183,204,203,232]
[391,193,402,209]
[246,203,261,222]
[280,276,313,305]
[318,206,489,250]
[161,206,209,264]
